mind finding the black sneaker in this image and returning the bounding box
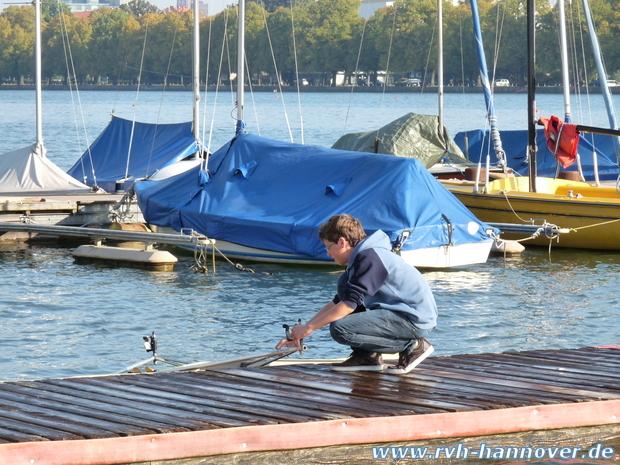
[385,338,434,374]
[330,350,384,372]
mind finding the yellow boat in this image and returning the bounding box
[443,176,620,250]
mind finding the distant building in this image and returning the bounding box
[359,0,393,19]
[177,0,208,16]
[62,0,129,13]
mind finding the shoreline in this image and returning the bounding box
[0,84,612,94]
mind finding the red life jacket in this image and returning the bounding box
[539,115,580,168]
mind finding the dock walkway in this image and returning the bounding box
[2,346,620,464]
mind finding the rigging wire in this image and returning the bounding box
[342,0,370,135]
[242,47,262,137]
[206,10,230,166]
[58,8,98,189]
[201,14,214,163]
[381,5,397,110]
[258,3,294,142]
[421,19,435,93]
[288,0,305,144]
[125,17,150,183]
[490,1,505,88]
[144,25,180,180]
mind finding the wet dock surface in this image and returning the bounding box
[1,346,620,444]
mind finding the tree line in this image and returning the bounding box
[1,0,619,87]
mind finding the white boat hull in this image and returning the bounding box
[152,226,493,269]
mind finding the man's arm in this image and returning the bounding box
[275,301,354,350]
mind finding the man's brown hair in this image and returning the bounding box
[318,214,367,246]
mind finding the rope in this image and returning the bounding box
[499,190,536,224]
[190,239,273,275]
[567,217,620,232]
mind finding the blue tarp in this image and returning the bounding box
[67,116,199,192]
[454,128,619,181]
[134,133,494,259]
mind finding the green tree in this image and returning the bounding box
[42,13,92,82]
[0,16,14,78]
[442,1,480,85]
[42,0,73,21]
[120,0,160,18]
[88,8,138,84]
[0,6,36,81]
[297,0,364,76]
[144,11,193,85]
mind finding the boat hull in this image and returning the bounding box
[446,181,620,250]
[153,226,493,269]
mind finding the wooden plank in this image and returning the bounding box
[209,367,482,411]
[280,365,530,408]
[187,370,432,416]
[512,348,620,368]
[0,391,139,439]
[426,357,620,396]
[444,353,620,389]
[505,349,620,371]
[43,378,251,428]
[281,364,573,406]
[164,371,393,418]
[117,373,350,421]
[0,415,82,442]
[459,351,620,378]
[0,425,49,444]
[0,383,193,434]
[16,380,218,431]
[413,365,618,400]
[57,376,289,425]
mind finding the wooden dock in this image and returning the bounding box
[0,193,143,229]
[2,346,620,464]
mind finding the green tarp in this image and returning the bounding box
[331,113,467,168]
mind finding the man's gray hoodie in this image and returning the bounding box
[333,230,437,329]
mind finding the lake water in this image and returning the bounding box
[1,89,620,383]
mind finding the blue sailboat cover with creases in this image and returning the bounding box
[134,133,495,259]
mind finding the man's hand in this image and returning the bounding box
[275,338,298,350]
[275,323,313,351]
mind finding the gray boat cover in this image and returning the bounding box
[0,144,91,195]
[331,113,467,168]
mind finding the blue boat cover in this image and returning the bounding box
[455,128,619,181]
[134,133,494,259]
[67,116,199,192]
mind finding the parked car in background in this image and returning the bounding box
[589,79,620,87]
[494,79,510,87]
[395,78,421,87]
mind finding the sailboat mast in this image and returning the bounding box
[527,0,537,192]
[557,0,571,122]
[192,0,200,140]
[34,0,43,149]
[437,0,443,128]
[469,0,505,167]
[582,0,620,162]
[236,0,245,134]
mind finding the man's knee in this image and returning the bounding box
[330,320,350,345]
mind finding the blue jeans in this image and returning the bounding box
[329,309,433,355]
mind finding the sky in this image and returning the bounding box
[0,0,230,15]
